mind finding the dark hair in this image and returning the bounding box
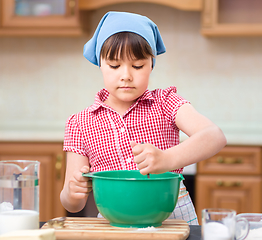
[100,32,154,63]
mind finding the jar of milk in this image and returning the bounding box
[0,160,40,235]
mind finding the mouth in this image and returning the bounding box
[118,86,135,90]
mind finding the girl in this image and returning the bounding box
[60,11,227,225]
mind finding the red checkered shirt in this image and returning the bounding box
[63,86,189,173]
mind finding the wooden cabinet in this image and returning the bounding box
[201,0,262,36]
[196,146,262,223]
[0,0,82,36]
[0,0,202,37]
[78,0,203,11]
[2,0,262,37]
[0,142,66,222]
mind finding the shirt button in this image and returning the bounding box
[126,158,132,163]
[120,127,125,133]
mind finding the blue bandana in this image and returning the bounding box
[83,11,166,68]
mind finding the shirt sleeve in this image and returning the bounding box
[63,114,88,157]
[161,86,190,127]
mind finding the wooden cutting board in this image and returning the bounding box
[42,217,190,240]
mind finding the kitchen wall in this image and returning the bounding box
[0,3,262,145]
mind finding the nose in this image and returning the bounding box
[121,66,133,82]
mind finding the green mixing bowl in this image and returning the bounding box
[83,170,184,228]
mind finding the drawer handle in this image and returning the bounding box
[55,154,63,180]
[216,180,242,187]
[68,0,76,16]
[217,157,243,164]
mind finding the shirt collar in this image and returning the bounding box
[89,88,154,113]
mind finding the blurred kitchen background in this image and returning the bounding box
[0,0,262,222]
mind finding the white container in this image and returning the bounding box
[0,210,39,235]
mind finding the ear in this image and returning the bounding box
[151,57,154,69]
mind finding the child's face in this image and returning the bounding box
[100,54,152,111]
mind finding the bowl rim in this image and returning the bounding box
[83,170,183,181]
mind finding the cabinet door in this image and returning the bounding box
[197,146,262,175]
[196,175,262,223]
[0,142,66,222]
[201,0,262,36]
[0,0,82,36]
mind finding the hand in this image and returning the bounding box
[68,165,92,201]
[131,141,169,175]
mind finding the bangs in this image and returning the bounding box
[100,32,154,62]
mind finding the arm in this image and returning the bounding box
[168,103,227,168]
[60,152,92,213]
[132,103,227,174]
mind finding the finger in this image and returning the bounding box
[74,171,88,182]
[80,165,90,173]
[72,178,92,190]
[132,143,144,156]
[87,181,92,188]
[133,154,144,164]
[130,141,138,148]
[70,179,89,189]
[136,159,149,171]
[139,168,150,176]
[87,184,93,193]
[72,192,89,200]
[69,184,89,197]
[74,184,89,192]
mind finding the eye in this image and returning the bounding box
[133,65,143,70]
[109,65,120,69]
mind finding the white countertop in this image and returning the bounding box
[0,130,64,142]
[179,131,262,146]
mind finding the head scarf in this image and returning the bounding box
[83,11,166,68]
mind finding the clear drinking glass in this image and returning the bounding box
[202,208,249,240]
[0,160,40,235]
